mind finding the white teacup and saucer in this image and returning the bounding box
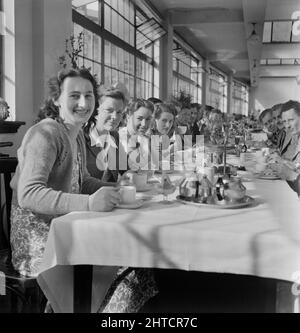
[117,185,145,209]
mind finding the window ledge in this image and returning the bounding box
[0,121,26,134]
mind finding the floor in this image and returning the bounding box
[140,269,278,313]
[0,269,287,313]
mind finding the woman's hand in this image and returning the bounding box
[88,186,121,212]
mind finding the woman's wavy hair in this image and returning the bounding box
[37,68,100,122]
[84,87,126,133]
[152,103,177,137]
[153,102,177,119]
[125,98,154,116]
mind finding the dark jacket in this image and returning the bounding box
[84,130,127,183]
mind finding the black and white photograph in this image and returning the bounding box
[0,0,300,317]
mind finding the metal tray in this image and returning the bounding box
[176,195,256,209]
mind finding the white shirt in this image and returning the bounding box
[89,127,118,171]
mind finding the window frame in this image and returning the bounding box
[72,0,160,99]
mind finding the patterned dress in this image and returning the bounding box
[10,147,82,277]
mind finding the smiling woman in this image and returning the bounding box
[84,87,127,182]
[10,68,123,279]
[119,99,154,171]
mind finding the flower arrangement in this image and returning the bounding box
[171,90,193,109]
[58,32,85,70]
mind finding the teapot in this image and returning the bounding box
[224,177,246,202]
[197,175,213,203]
[179,169,199,199]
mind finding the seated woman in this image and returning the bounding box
[85,95,158,311]
[175,108,192,135]
[151,102,178,170]
[207,109,225,145]
[84,87,127,182]
[10,68,121,279]
[119,99,154,171]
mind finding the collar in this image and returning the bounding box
[89,127,117,149]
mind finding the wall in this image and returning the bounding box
[1,0,72,157]
[249,77,300,115]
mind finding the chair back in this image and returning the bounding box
[0,157,18,250]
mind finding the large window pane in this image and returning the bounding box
[111,44,117,68]
[118,17,124,40]
[129,54,134,75]
[94,63,102,83]
[124,74,130,92]
[93,34,101,63]
[104,66,112,85]
[111,69,118,84]
[111,0,118,11]
[84,29,93,59]
[124,0,129,20]
[104,40,111,66]
[273,21,292,42]
[112,10,118,35]
[129,76,134,97]
[136,78,141,97]
[124,51,129,73]
[118,0,124,17]
[118,48,124,72]
[118,71,124,84]
[73,0,161,102]
[104,4,111,32]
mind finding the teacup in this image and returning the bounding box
[255,163,267,173]
[119,186,136,204]
[132,172,148,191]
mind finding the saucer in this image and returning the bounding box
[117,199,145,209]
[256,174,281,180]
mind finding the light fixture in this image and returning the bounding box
[248,23,260,44]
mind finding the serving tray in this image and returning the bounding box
[176,195,256,209]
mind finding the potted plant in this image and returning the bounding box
[0,98,10,121]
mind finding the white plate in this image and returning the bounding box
[255,173,281,180]
[257,175,281,180]
[117,199,145,209]
[176,195,256,209]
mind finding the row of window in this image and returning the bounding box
[72,0,248,114]
[263,20,300,43]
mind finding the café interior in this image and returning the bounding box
[0,0,300,313]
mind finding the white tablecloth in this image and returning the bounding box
[37,176,300,312]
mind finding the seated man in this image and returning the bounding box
[268,100,300,196]
[258,108,276,146]
[271,103,286,153]
[190,103,201,144]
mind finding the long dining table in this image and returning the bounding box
[36,168,300,313]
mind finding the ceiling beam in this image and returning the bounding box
[259,65,300,77]
[208,51,248,62]
[170,8,244,26]
[261,43,300,59]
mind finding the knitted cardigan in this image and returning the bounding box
[10,118,103,215]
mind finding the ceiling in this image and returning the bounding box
[147,0,300,87]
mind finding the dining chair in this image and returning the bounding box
[0,157,46,313]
